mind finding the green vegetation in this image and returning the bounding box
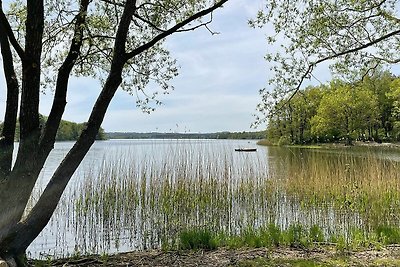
[54,120,106,141]
[0,1,229,262]
[106,131,266,140]
[165,223,400,252]
[65,145,400,256]
[0,115,107,141]
[179,229,217,250]
[265,71,400,145]
[254,1,400,147]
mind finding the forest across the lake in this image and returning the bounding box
[266,71,400,146]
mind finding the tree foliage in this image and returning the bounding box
[311,81,378,144]
[266,71,400,145]
[0,116,107,141]
[253,0,400,126]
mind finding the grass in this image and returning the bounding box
[179,229,217,250]
[164,223,400,253]
[236,254,400,267]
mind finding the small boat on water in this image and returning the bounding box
[235,148,257,152]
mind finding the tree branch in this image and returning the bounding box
[337,0,387,13]
[176,14,218,34]
[125,0,228,60]
[39,0,91,158]
[292,28,400,96]
[133,13,166,32]
[0,19,19,177]
[0,1,25,60]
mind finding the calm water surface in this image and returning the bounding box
[24,139,400,258]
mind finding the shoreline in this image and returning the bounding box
[257,139,400,149]
[31,246,400,266]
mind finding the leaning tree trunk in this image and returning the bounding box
[0,1,133,264]
[0,21,18,177]
[0,0,44,248]
[0,0,228,265]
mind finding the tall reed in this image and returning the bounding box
[44,143,400,256]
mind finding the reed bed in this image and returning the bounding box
[277,148,400,227]
[73,144,276,253]
[32,142,400,257]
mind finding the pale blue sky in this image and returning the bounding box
[0,0,330,133]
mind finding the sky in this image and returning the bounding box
[0,0,329,133]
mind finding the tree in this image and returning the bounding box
[310,82,378,145]
[253,0,400,126]
[0,116,106,141]
[361,71,395,138]
[387,77,400,139]
[0,0,228,265]
[265,85,324,144]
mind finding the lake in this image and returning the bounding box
[25,139,400,258]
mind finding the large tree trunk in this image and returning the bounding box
[0,20,18,177]
[0,1,133,263]
[0,70,123,260]
[0,0,44,250]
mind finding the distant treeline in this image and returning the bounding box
[106,131,266,140]
[266,71,400,145]
[0,115,106,141]
[53,118,106,141]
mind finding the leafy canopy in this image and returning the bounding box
[253,0,400,125]
[4,0,219,112]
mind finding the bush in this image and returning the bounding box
[267,224,282,247]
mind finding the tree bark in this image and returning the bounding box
[39,0,90,158]
[17,0,43,147]
[0,0,136,257]
[0,0,44,262]
[0,21,19,177]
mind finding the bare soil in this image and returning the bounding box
[37,246,400,266]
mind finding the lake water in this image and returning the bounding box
[25,139,400,258]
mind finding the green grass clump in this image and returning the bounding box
[179,229,217,250]
[282,224,310,248]
[175,224,400,252]
[375,225,400,245]
[309,225,325,243]
[196,224,329,250]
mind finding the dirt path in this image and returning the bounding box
[40,246,400,266]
